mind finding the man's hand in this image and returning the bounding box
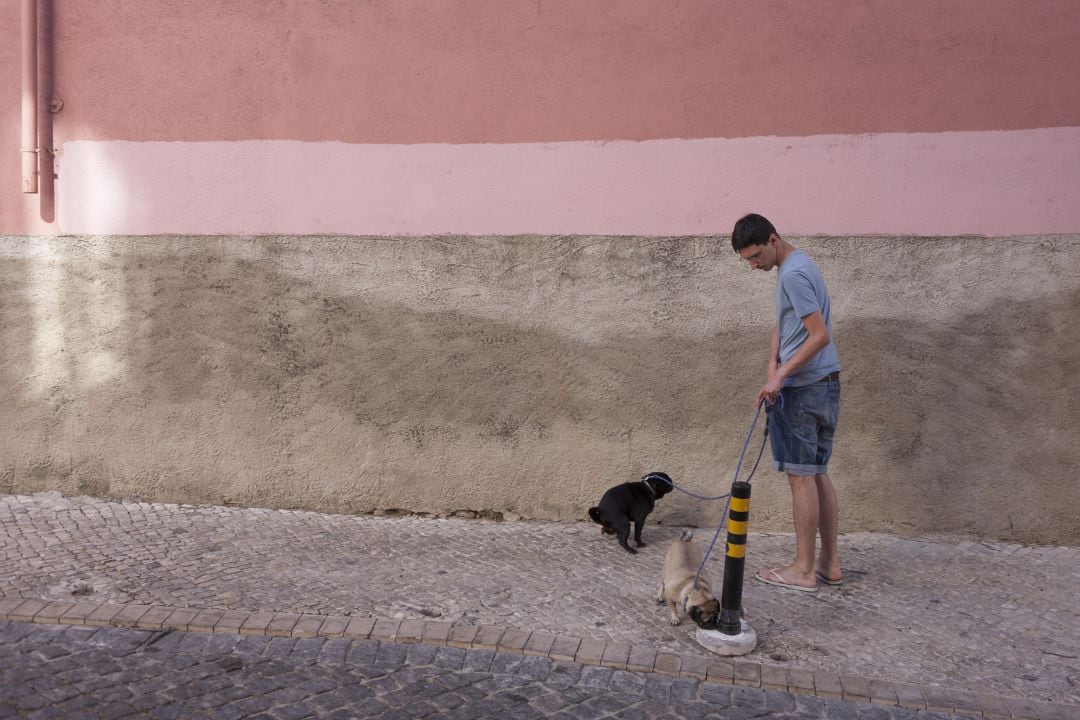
[757,375,784,408]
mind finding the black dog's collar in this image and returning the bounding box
[639,479,656,498]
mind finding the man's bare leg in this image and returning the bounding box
[758,474,819,588]
[814,473,841,582]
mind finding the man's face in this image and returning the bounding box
[737,235,778,271]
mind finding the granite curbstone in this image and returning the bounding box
[10,598,48,622]
[733,659,761,687]
[110,604,152,628]
[548,634,581,662]
[840,674,871,702]
[394,618,426,644]
[162,607,200,632]
[893,681,928,710]
[316,615,351,638]
[627,644,657,673]
[369,618,402,643]
[343,616,376,640]
[0,597,28,616]
[33,601,76,622]
[495,627,530,654]
[291,613,326,638]
[678,653,709,681]
[239,610,276,635]
[215,609,255,634]
[189,609,226,634]
[420,620,453,646]
[522,630,556,657]
[977,692,1019,719]
[653,651,681,677]
[599,641,631,669]
[471,624,505,651]
[58,601,104,625]
[786,668,815,695]
[813,670,844,699]
[265,612,303,637]
[760,663,788,690]
[446,623,479,649]
[575,638,607,666]
[85,603,125,627]
[922,684,956,713]
[133,605,177,630]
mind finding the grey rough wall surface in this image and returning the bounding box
[1,235,1077,543]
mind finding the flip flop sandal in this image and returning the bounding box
[756,567,818,593]
[815,571,842,586]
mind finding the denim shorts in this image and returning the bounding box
[766,375,841,476]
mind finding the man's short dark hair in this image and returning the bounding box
[731,213,777,252]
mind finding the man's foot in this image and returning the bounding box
[814,562,842,585]
[755,567,818,592]
[814,570,842,586]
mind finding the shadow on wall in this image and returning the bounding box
[0,237,761,517]
[838,289,1080,540]
[1,236,1078,543]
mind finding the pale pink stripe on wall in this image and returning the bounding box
[57,128,1080,237]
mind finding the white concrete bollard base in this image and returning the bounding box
[696,619,758,656]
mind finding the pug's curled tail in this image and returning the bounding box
[680,529,694,542]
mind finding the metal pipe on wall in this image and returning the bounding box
[21,0,38,194]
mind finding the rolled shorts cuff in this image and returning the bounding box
[773,461,827,477]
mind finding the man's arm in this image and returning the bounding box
[767,323,780,380]
[757,310,830,406]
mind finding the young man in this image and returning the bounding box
[731,213,842,592]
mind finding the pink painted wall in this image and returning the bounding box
[3,0,1080,235]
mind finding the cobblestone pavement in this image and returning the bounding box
[2,492,1079,716]
[2,620,993,720]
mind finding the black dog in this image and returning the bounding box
[588,472,673,554]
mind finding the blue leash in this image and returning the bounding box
[659,480,732,502]
[656,397,775,503]
[690,399,772,588]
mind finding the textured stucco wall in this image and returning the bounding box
[3,1,1079,542]
[2,234,1077,543]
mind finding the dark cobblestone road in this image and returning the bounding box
[1,621,990,720]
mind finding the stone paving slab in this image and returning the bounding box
[2,491,1079,714]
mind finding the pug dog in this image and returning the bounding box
[657,530,721,628]
[588,471,672,554]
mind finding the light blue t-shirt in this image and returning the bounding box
[776,250,841,387]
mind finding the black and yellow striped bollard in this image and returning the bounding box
[697,480,758,655]
[719,480,751,634]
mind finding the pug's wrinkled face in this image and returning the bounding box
[689,599,721,630]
